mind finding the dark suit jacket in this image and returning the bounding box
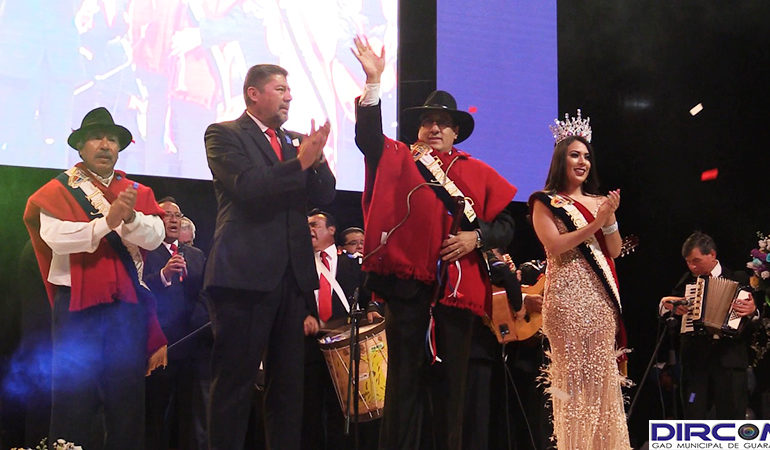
[144,243,207,360]
[305,254,367,363]
[203,112,336,293]
[673,266,754,369]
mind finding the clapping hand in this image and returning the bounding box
[597,189,620,224]
[297,119,331,170]
[106,185,138,229]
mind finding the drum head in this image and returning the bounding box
[318,319,385,348]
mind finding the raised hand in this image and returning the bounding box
[351,35,386,84]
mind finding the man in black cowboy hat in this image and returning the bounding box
[23,106,168,449]
[352,37,517,449]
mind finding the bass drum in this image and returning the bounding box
[317,320,388,422]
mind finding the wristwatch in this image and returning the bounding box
[474,229,483,249]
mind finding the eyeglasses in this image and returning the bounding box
[164,212,184,219]
[420,118,454,129]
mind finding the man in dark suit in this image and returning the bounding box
[143,197,208,450]
[301,210,363,450]
[302,210,381,450]
[204,63,336,450]
[660,231,757,419]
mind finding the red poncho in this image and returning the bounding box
[24,164,167,353]
[362,137,516,317]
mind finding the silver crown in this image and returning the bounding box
[549,109,592,144]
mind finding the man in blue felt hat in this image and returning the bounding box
[23,106,168,450]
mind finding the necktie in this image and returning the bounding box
[265,128,283,161]
[318,251,332,322]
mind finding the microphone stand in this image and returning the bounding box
[667,313,680,419]
[167,321,211,351]
[627,312,680,420]
[345,287,362,449]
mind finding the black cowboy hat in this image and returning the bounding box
[400,90,475,144]
[67,107,133,151]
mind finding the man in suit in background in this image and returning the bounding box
[303,210,380,450]
[204,63,336,450]
[660,231,757,419]
[143,197,207,450]
[179,216,197,246]
[302,210,362,449]
[339,226,365,261]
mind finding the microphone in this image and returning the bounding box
[351,287,360,310]
[177,249,187,282]
[343,250,363,265]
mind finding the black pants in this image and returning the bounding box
[301,349,350,450]
[190,349,213,450]
[377,282,474,450]
[145,357,195,450]
[501,339,554,450]
[681,337,749,419]
[682,364,748,418]
[207,270,306,450]
[50,287,147,450]
[463,318,500,450]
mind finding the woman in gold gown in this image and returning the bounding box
[529,111,630,449]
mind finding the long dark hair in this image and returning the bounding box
[543,135,601,195]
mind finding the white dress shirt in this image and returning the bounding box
[313,243,339,305]
[39,178,165,286]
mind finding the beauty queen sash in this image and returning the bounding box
[531,191,629,361]
[58,165,148,288]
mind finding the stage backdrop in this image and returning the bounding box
[0,0,397,192]
[437,0,557,199]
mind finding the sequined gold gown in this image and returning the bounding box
[541,217,630,450]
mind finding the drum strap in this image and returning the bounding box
[315,257,351,316]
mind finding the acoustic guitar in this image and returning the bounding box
[488,235,639,344]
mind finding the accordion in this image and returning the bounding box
[680,276,749,336]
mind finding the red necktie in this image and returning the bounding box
[265,128,283,161]
[318,251,332,322]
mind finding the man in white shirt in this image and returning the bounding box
[302,210,380,449]
[660,231,756,418]
[23,107,167,450]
